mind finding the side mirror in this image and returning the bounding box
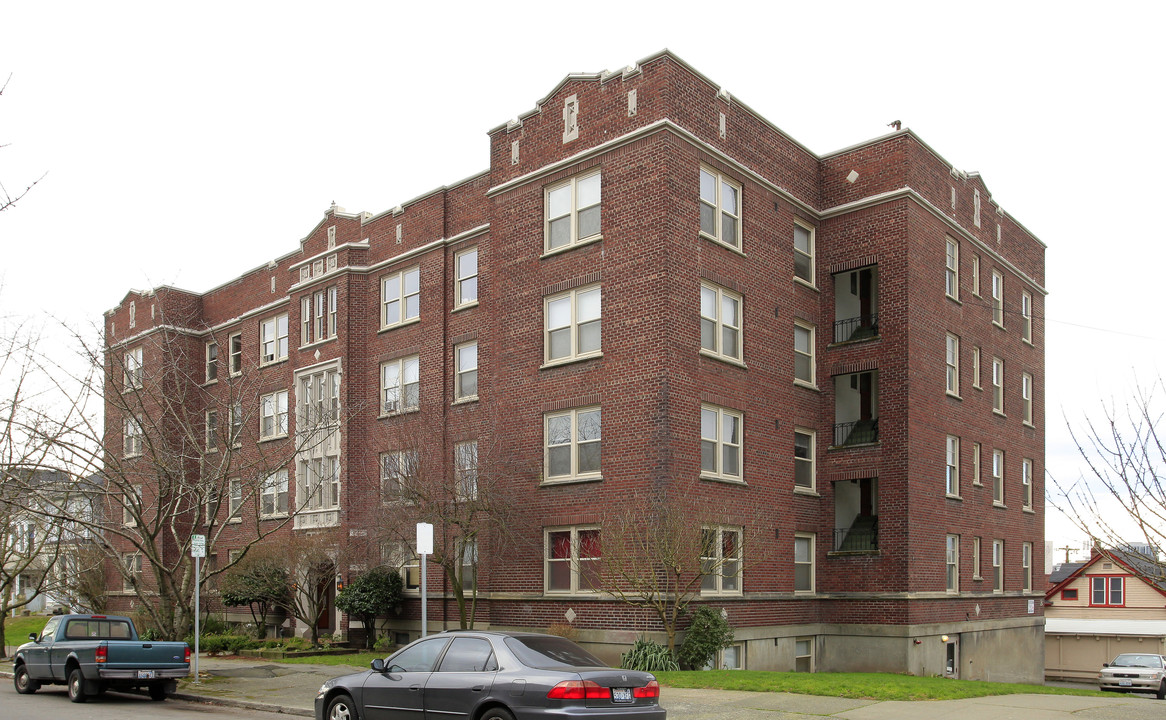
[1102,663,1109,668]
[29,633,38,643]
[371,658,386,673]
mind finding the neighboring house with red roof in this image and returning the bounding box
[1044,547,1166,681]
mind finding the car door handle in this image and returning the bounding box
[410,684,421,692]
[471,685,484,692]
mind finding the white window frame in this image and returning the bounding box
[793,428,815,492]
[793,219,815,284]
[229,401,244,447]
[945,237,959,300]
[992,539,1004,592]
[972,537,982,580]
[992,449,1005,505]
[544,407,602,483]
[793,321,815,386]
[301,286,338,346]
[260,314,289,365]
[122,552,142,592]
[228,477,243,522]
[381,266,421,329]
[123,485,141,526]
[205,341,218,383]
[1021,372,1033,426]
[454,341,478,402]
[124,346,143,390]
[544,285,601,365]
[700,166,742,250]
[991,357,1005,414]
[454,440,478,501]
[259,390,289,440]
[205,409,218,452]
[946,534,960,593]
[123,415,143,458]
[545,171,602,253]
[545,526,601,594]
[1022,458,1033,510]
[261,470,289,517]
[793,533,815,593]
[971,346,981,389]
[700,526,743,596]
[700,282,743,363]
[380,449,418,501]
[229,332,242,376]
[794,637,814,673]
[945,333,960,396]
[1021,290,1033,343]
[971,254,981,297]
[381,355,420,416]
[455,247,478,307]
[991,270,1004,327]
[298,455,340,512]
[700,405,743,482]
[971,441,982,486]
[1022,542,1032,592]
[946,435,960,497]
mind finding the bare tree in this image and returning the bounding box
[279,529,340,645]
[0,74,46,213]
[1051,377,1166,582]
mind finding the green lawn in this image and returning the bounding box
[654,670,1106,701]
[274,651,383,668]
[3,615,51,649]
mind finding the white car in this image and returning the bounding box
[1098,653,1166,699]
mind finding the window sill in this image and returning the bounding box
[1022,506,1035,514]
[946,493,963,501]
[259,513,289,520]
[793,379,819,392]
[793,487,820,497]
[1022,421,1035,429]
[793,276,818,292]
[378,407,421,420]
[452,396,479,406]
[260,357,289,368]
[992,501,1007,509]
[946,391,962,400]
[972,481,983,487]
[541,233,603,259]
[700,590,743,598]
[540,352,603,370]
[700,474,747,486]
[973,575,983,582]
[699,232,746,257]
[230,371,243,378]
[203,379,219,387]
[946,294,961,305]
[205,448,219,455]
[992,409,1006,418]
[299,336,338,351]
[539,475,603,487]
[699,348,746,368]
[227,518,242,525]
[452,300,479,313]
[259,434,289,444]
[972,384,982,391]
[992,321,1006,331]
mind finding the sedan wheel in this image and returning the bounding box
[328,693,359,720]
[480,708,516,720]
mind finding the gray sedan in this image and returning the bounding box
[315,630,666,720]
[1098,653,1165,699]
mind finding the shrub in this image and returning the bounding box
[620,637,679,672]
[678,606,734,670]
[373,637,393,653]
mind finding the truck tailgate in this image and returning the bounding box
[105,641,188,669]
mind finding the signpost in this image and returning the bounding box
[417,523,433,638]
[190,534,206,683]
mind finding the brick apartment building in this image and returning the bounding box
[103,51,1045,681]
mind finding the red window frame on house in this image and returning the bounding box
[1060,588,1078,601]
[1089,575,1125,607]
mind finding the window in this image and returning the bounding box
[121,552,142,592]
[991,357,1005,413]
[946,534,959,593]
[699,167,741,250]
[228,478,242,521]
[455,247,478,307]
[454,440,478,500]
[458,540,478,592]
[992,449,1004,505]
[719,644,743,670]
[972,537,982,580]
[945,238,959,299]
[380,449,418,500]
[381,355,420,415]
[205,409,218,451]
[299,365,341,427]
[205,341,218,382]
[261,470,288,517]
[123,486,141,526]
[1062,588,1078,601]
[793,321,815,385]
[230,401,244,447]
[294,364,342,525]
[545,285,601,364]
[128,301,136,329]
[971,254,981,296]
[794,533,815,593]
[991,270,1004,327]
[299,456,340,511]
[701,405,742,481]
[1021,290,1033,343]
[794,638,814,673]
[260,390,289,439]
[700,283,742,362]
[546,171,601,251]
[794,429,815,491]
[455,342,478,401]
[301,286,337,345]
[123,416,143,457]
[700,527,742,595]
[971,346,981,389]
[1091,576,1124,606]
[1021,373,1033,425]
[793,220,815,283]
[971,442,981,485]
[992,539,1004,592]
[1018,460,1035,515]
[381,267,421,328]
[229,332,242,375]
[946,435,960,496]
[260,314,289,364]
[545,527,600,594]
[544,407,601,482]
[124,347,143,389]
[1022,542,1032,592]
[945,333,960,396]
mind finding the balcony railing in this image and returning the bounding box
[833,418,879,446]
[834,313,880,343]
[833,525,879,552]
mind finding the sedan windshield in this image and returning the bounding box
[504,636,605,669]
[1111,654,1163,668]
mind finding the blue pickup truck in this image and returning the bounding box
[13,614,190,702]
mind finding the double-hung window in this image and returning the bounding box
[206,409,218,452]
[992,539,1004,592]
[228,478,243,521]
[794,533,815,593]
[455,341,478,401]
[1090,575,1124,606]
[794,429,815,491]
[124,416,143,457]
[123,486,141,526]
[700,283,742,362]
[230,401,244,447]
[945,237,959,299]
[122,552,142,591]
[1022,458,1033,510]
[229,333,242,375]
[205,342,218,382]
[972,537,982,580]
[261,470,288,517]
[794,220,815,283]
[972,442,982,485]
[301,286,337,345]
[260,390,289,439]
[945,333,960,396]
[546,172,601,252]
[545,526,600,594]
[971,254,981,296]
[260,314,289,365]
[380,449,418,500]
[455,247,478,307]
[992,449,1005,505]
[544,407,601,482]
[545,286,601,364]
[946,435,960,496]
[701,405,742,482]
[971,346,981,389]
[701,527,742,595]
[124,347,143,390]
[991,270,1004,327]
[1021,290,1033,343]
[1021,372,1033,425]
[1022,542,1033,592]
[946,535,960,592]
[992,357,1005,413]
[793,322,815,385]
[699,167,741,250]
[381,267,421,328]
[454,441,478,500]
[381,355,420,415]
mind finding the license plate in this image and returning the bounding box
[611,687,633,703]
[137,670,157,679]
[1119,680,1132,687]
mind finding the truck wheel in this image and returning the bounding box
[68,668,88,703]
[327,693,359,720]
[149,684,168,701]
[14,664,39,694]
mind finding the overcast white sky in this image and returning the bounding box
[3,2,1163,561]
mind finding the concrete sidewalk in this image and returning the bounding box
[3,655,1163,719]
